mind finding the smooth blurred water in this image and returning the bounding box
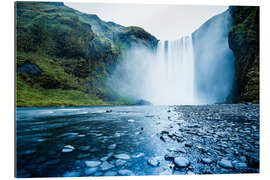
[153,36,195,105]
[16,105,177,177]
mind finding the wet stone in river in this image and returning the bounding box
[104,171,117,176]
[85,160,102,168]
[233,162,248,170]
[118,169,135,176]
[201,157,214,164]
[115,159,126,166]
[107,144,117,150]
[174,157,190,168]
[100,161,115,171]
[147,157,160,167]
[62,145,75,153]
[84,168,98,175]
[218,159,233,169]
[114,154,130,160]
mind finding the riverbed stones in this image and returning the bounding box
[84,168,98,175]
[132,153,145,158]
[115,159,126,166]
[147,157,160,167]
[114,154,130,160]
[103,171,117,176]
[85,160,102,168]
[218,159,233,169]
[62,145,75,153]
[174,157,190,168]
[107,144,117,150]
[100,161,115,171]
[201,157,214,164]
[118,169,134,176]
[233,162,248,170]
[128,119,135,123]
[17,104,260,177]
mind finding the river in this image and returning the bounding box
[16,104,259,177]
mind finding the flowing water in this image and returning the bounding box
[16,105,259,177]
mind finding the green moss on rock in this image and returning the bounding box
[228,6,259,103]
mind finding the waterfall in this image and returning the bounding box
[109,11,234,105]
[152,35,196,105]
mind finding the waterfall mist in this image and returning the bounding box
[108,10,234,105]
[192,10,234,104]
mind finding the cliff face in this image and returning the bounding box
[16,2,158,106]
[228,6,259,103]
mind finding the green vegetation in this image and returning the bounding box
[228,6,259,103]
[15,2,158,107]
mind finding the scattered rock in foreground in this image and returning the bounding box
[128,119,135,123]
[147,157,160,167]
[100,161,115,171]
[233,162,248,170]
[174,157,190,168]
[114,154,130,160]
[218,159,233,169]
[85,160,102,168]
[201,157,214,164]
[103,171,117,176]
[115,159,126,166]
[132,153,145,158]
[107,144,117,150]
[62,145,75,153]
[118,169,135,176]
[84,168,98,175]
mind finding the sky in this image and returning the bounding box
[65,3,228,40]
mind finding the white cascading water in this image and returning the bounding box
[150,35,196,105]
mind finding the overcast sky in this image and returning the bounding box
[65,3,228,40]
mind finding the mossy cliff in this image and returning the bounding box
[16,2,158,107]
[228,6,259,103]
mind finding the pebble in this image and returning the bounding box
[233,162,248,170]
[128,119,135,123]
[100,161,115,171]
[114,154,130,160]
[85,168,98,175]
[107,144,117,150]
[132,153,145,158]
[115,159,126,166]
[103,171,117,176]
[184,142,192,148]
[174,157,190,168]
[62,145,75,153]
[218,159,233,169]
[201,158,213,164]
[147,157,160,167]
[118,169,134,176]
[85,160,102,167]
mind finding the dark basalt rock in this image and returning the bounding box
[17,61,42,77]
